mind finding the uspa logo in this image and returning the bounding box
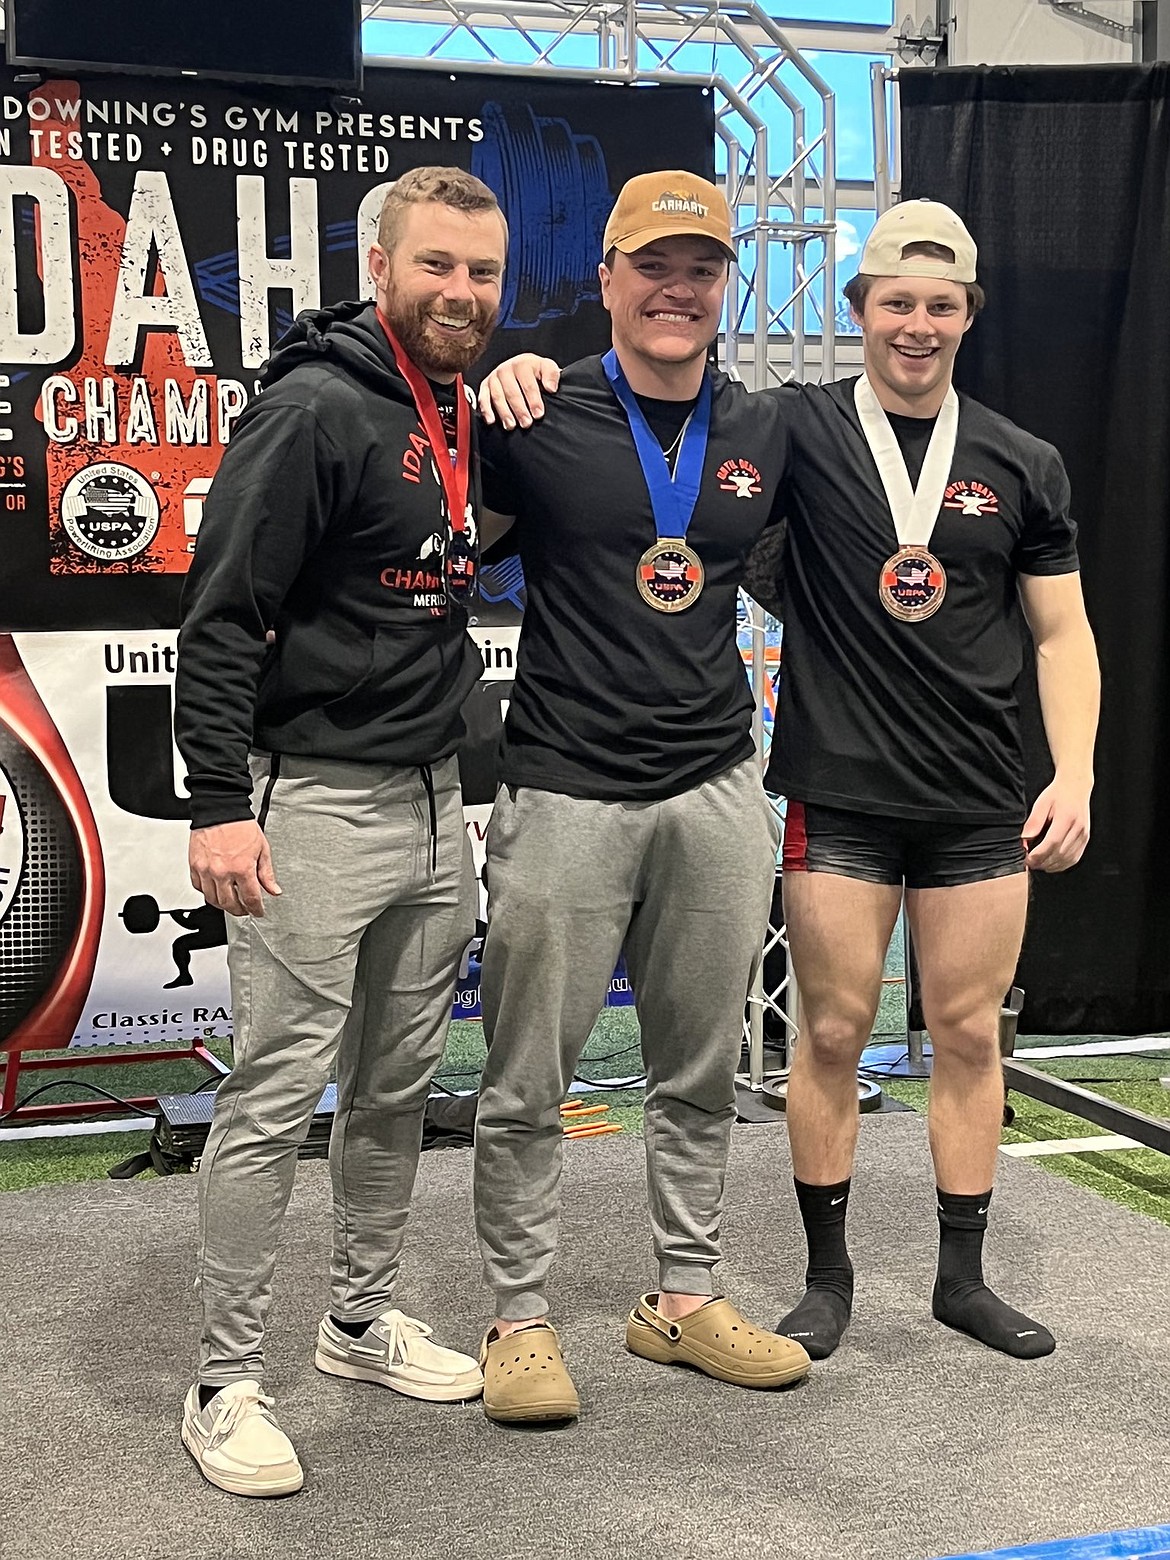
[0,759,25,928]
[60,463,160,561]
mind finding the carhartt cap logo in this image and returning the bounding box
[652,192,710,218]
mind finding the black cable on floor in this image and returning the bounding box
[0,1081,158,1128]
[861,1053,911,1076]
[575,1045,646,1066]
[1017,1072,1170,1085]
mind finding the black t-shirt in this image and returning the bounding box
[886,409,934,483]
[479,355,789,801]
[764,377,1080,824]
[632,392,694,465]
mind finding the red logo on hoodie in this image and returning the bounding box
[401,426,431,486]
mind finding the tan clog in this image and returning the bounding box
[626,1294,811,1388]
[480,1321,580,1424]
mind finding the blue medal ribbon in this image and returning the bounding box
[602,349,712,541]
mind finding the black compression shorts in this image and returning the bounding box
[781,800,1027,889]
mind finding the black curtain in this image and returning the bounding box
[900,65,1170,1034]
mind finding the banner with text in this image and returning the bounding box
[0,626,632,1050]
[0,64,714,629]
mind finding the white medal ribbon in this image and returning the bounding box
[854,373,959,547]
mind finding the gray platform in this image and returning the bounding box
[1,1113,1168,1560]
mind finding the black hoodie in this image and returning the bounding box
[175,301,483,829]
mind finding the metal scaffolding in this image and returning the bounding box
[361,0,838,390]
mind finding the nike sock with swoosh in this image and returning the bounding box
[932,1187,1055,1359]
[776,1177,854,1359]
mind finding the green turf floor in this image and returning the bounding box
[0,1014,647,1193]
[3,1009,1169,1230]
[882,1077,1170,1229]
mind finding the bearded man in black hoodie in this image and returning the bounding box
[174,166,508,1497]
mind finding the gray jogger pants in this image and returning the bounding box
[196,753,476,1386]
[474,758,780,1320]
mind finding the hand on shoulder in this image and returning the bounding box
[478,355,561,428]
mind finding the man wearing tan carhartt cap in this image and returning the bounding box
[470,170,811,1423]
[479,191,1099,1383]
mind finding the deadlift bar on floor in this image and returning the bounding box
[909,952,1170,1159]
[1000,1058,1170,1157]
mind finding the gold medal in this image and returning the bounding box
[879,545,947,622]
[636,540,704,613]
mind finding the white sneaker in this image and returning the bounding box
[181,1380,304,1497]
[315,1309,484,1402]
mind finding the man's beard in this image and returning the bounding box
[384,288,497,377]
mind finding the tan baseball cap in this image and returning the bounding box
[603,171,735,261]
[859,198,977,283]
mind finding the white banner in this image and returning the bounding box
[0,621,640,1048]
[13,629,232,1046]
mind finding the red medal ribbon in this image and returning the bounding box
[376,308,470,536]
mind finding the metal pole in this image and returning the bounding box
[746,592,769,1089]
[783,958,802,1071]
[903,911,928,1073]
[870,60,893,214]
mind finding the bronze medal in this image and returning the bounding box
[879,545,947,622]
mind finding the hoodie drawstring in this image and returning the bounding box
[420,764,438,876]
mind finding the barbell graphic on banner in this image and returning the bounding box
[120,893,177,934]
[118,894,227,989]
[187,99,612,342]
[472,100,611,329]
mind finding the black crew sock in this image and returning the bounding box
[198,1384,223,1411]
[932,1188,1055,1359]
[776,1177,854,1359]
[329,1314,374,1339]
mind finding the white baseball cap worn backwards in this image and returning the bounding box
[858,198,978,284]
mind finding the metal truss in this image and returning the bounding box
[1044,1,1139,40]
[363,0,838,389]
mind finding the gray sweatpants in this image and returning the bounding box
[196,753,476,1386]
[474,758,779,1319]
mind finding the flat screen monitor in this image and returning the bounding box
[6,0,362,90]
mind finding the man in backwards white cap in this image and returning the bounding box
[481,193,1099,1367]
[764,198,1098,1362]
